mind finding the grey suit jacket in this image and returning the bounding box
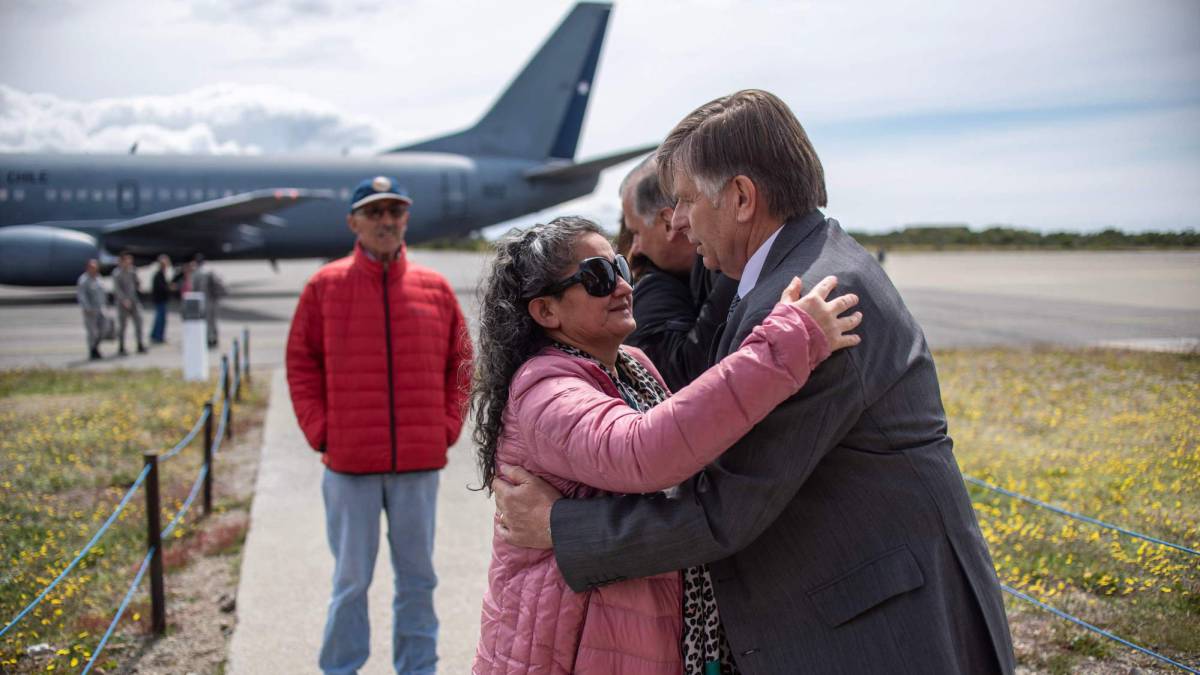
[552,211,1016,674]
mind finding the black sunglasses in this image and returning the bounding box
[534,255,632,299]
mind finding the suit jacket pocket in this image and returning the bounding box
[807,544,925,627]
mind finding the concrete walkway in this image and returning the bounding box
[228,370,493,674]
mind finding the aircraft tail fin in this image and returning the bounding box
[388,2,611,160]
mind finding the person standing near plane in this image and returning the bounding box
[286,176,473,675]
[190,254,225,348]
[112,252,147,355]
[149,254,173,344]
[76,259,108,361]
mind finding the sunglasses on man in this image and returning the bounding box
[534,255,632,299]
[356,203,409,220]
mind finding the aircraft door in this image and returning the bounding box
[442,171,467,219]
[117,180,139,215]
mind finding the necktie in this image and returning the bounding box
[726,294,742,324]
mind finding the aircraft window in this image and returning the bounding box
[46,189,58,201]
[120,187,134,201]
[62,190,72,202]
[141,188,153,202]
[339,188,351,200]
[191,188,203,200]
[175,188,187,200]
[105,189,117,202]
[159,188,171,201]
[77,189,88,200]
[222,189,233,197]
[92,190,103,202]
[13,189,25,202]
[0,188,7,201]
[206,189,217,199]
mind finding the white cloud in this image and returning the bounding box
[0,83,390,155]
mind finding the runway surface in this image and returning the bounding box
[1,249,1196,371]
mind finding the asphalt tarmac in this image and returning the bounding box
[1,250,1196,372]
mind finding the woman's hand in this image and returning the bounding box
[779,276,862,351]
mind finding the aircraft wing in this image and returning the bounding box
[101,188,335,254]
[523,144,657,181]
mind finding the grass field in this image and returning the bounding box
[0,368,263,672]
[939,347,1199,672]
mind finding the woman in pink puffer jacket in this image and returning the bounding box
[470,218,861,674]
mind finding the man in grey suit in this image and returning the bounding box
[494,89,1015,673]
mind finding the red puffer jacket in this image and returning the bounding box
[286,243,473,474]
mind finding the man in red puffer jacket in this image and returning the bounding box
[286,175,472,675]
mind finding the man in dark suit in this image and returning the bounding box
[494,89,1015,674]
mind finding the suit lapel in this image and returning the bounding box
[716,210,827,358]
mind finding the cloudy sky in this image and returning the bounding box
[2,0,1198,233]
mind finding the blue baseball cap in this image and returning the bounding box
[350,175,412,212]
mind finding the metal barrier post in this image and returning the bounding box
[243,327,251,384]
[203,402,214,516]
[222,355,234,441]
[232,338,242,402]
[143,454,166,636]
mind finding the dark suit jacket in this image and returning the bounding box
[552,211,1016,674]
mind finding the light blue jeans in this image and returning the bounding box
[320,468,439,675]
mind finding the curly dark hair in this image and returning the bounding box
[471,216,604,494]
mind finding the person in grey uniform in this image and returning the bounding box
[112,251,146,355]
[493,89,1015,674]
[190,254,225,348]
[76,258,107,361]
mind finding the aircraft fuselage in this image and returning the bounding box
[0,152,595,261]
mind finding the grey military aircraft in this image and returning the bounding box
[0,2,649,286]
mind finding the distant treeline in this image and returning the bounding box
[848,225,1199,250]
[412,225,1200,253]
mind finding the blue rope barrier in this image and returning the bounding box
[159,406,211,462]
[0,464,153,639]
[965,475,1199,556]
[160,464,210,540]
[160,398,229,539]
[1002,584,1199,673]
[79,547,155,675]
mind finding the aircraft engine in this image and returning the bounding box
[0,226,101,287]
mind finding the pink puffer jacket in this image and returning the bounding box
[473,303,831,674]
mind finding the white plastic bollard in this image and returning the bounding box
[182,291,209,381]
